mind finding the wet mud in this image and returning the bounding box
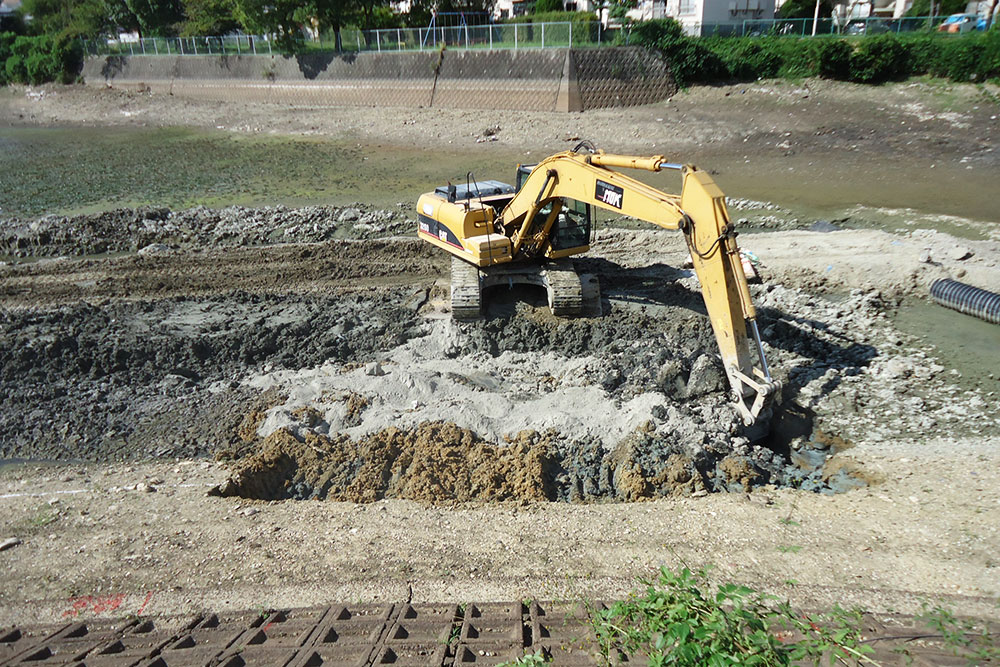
[0,291,425,461]
[0,204,411,259]
[3,204,996,501]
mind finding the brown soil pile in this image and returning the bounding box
[210,421,757,503]
[213,422,553,503]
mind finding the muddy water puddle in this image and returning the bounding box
[712,154,1000,236]
[893,298,1000,388]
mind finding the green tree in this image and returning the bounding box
[777,0,832,19]
[360,5,401,29]
[905,0,965,17]
[19,0,109,37]
[403,0,434,27]
[232,0,356,50]
[180,0,239,35]
[603,0,637,24]
[125,0,184,36]
[534,0,564,13]
[103,0,142,34]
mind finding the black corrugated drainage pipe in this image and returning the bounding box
[930,279,1000,325]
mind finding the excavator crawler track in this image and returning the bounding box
[450,257,484,319]
[451,258,601,320]
[542,261,584,316]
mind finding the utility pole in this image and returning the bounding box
[812,0,821,35]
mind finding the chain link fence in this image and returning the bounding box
[82,22,620,58]
[738,15,949,36]
[82,15,968,57]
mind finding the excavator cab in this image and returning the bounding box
[515,165,592,256]
[549,200,591,252]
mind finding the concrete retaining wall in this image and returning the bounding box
[81,47,676,112]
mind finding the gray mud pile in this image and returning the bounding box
[0,291,426,461]
[212,293,908,502]
[0,204,408,258]
[213,303,784,502]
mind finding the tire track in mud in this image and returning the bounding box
[0,239,446,307]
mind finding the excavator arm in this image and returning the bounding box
[498,149,780,424]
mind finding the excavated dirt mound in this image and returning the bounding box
[210,421,768,503]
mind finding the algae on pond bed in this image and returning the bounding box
[0,127,511,218]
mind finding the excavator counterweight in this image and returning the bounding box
[416,145,780,425]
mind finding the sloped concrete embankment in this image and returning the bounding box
[80,47,676,112]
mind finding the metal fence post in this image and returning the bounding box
[268,38,272,55]
[377,30,381,52]
[490,26,493,49]
[465,24,469,49]
[515,23,518,51]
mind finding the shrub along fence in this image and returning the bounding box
[1,33,82,85]
[2,20,999,88]
[628,19,1000,86]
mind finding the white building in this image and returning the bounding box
[0,0,22,18]
[491,0,599,18]
[628,0,775,33]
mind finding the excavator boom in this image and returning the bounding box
[416,147,780,424]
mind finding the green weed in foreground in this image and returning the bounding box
[591,566,877,666]
[494,568,1000,665]
[914,603,1000,664]
[497,652,549,666]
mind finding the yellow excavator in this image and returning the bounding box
[416,143,779,425]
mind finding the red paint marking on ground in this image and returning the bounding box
[62,596,92,618]
[61,594,125,618]
[261,620,275,634]
[137,591,154,616]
